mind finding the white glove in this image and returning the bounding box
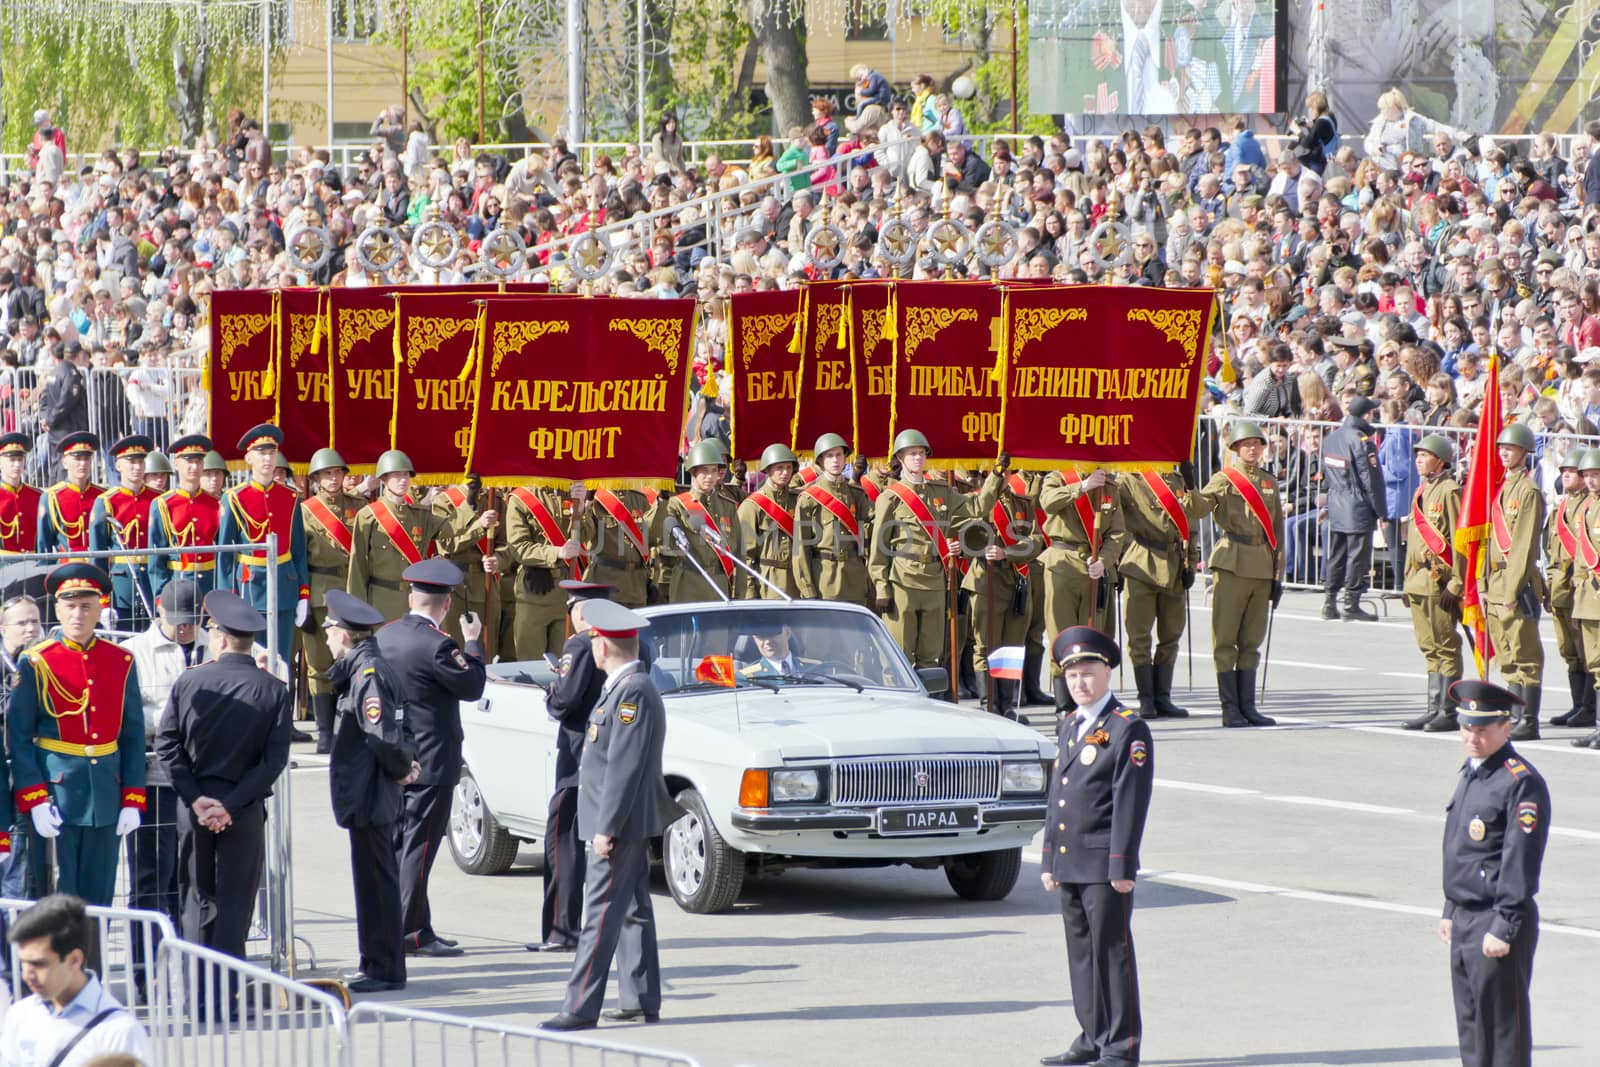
[116,808,142,837]
[295,597,310,627]
[99,606,117,630]
[31,804,63,839]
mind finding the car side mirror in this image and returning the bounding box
[917,667,950,695]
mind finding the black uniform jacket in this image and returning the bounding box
[1442,743,1551,944]
[374,613,486,786]
[547,632,603,793]
[1319,415,1386,533]
[328,637,415,829]
[576,662,681,841]
[156,651,291,814]
[1041,695,1155,885]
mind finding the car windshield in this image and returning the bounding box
[642,606,921,696]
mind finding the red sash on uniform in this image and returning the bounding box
[675,492,735,578]
[803,483,861,541]
[1058,469,1101,552]
[799,468,820,485]
[992,499,1032,578]
[1490,491,1514,555]
[1140,470,1190,543]
[510,486,582,571]
[368,499,424,565]
[1410,488,1452,565]
[444,487,494,559]
[591,489,650,563]
[304,496,354,554]
[1555,497,1580,561]
[748,491,796,538]
[1220,467,1278,551]
[1580,501,1600,571]
[887,481,951,565]
[861,478,881,503]
[1008,474,1050,556]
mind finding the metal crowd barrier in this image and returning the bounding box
[345,1002,705,1067]
[0,896,176,1012]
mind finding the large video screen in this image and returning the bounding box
[1029,0,1287,116]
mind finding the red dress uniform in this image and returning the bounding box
[0,481,41,552]
[149,488,223,597]
[37,481,103,557]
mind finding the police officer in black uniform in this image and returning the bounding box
[1039,626,1154,1067]
[541,599,680,1032]
[324,588,418,994]
[1439,680,1551,1067]
[376,558,487,959]
[1318,396,1386,621]
[156,591,291,975]
[527,580,614,955]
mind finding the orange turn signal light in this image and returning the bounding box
[739,768,769,808]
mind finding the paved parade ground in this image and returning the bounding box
[282,589,1600,1067]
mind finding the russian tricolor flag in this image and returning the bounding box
[987,646,1026,681]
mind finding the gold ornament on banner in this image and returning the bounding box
[1011,307,1087,363]
[902,306,979,360]
[1127,308,1205,367]
[289,313,319,366]
[804,223,846,272]
[411,221,461,272]
[286,227,331,274]
[406,317,477,371]
[862,307,890,354]
[490,319,571,375]
[480,229,527,279]
[338,307,396,360]
[609,318,684,374]
[925,218,972,271]
[738,314,795,368]
[876,217,917,272]
[354,226,404,278]
[975,220,1020,269]
[1089,220,1133,271]
[219,314,271,368]
[813,303,846,356]
[567,232,614,282]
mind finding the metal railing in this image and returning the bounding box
[345,1002,704,1067]
[0,896,177,1012]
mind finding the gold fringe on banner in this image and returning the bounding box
[388,294,403,445]
[1004,458,1176,475]
[264,291,280,422]
[457,303,488,384]
[788,287,810,355]
[474,475,675,491]
[310,288,326,355]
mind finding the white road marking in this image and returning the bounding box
[1264,795,1415,816]
[1153,780,1258,797]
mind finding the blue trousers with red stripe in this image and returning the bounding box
[1059,881,1141,1066]
[562,835,660,1020]
[396,782,451,949]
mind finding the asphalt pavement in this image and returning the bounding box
[283,588,1600,1067]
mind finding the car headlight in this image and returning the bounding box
[770,768,822,803]
[1001,761,1047,795]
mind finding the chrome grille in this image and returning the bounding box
[831,756,1001,805]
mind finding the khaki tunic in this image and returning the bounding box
[577,490,658,608]
[1571,499,1600,678]
[505,486,574,661]
[791,475,874,607]
[347,496,459,621]
[736,483,800,600]
[1192,463,1284,673]
[1403,475,1464,677]
[1037,471,1126,658]
[1117,471,1200,668]
[1544,489,1588,670]
[431,490,512,659]
[301,490,368,693]
[664,488,742,603]
[963,473,1043,673]
[1484,468,1546,686]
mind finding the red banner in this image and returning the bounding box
[888,281,1003,469]
[467,297,693,488]
[209,289,280,461]
[278,287,329,470]
[726,289,801,463]
[791,280,860,458]
[998,285,1214,470]
[849,282,895,459]
[392,292,486,484]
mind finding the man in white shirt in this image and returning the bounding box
[0,894,153,1066]
[741,619,812,677]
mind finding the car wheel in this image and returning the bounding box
[944,847,1022,901]
[662,788,744,914]
[448,767,519,875]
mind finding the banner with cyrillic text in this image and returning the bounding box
[849,282,896,458]
[209,288,281,462]
[889,281,1003,470]
[791,280,862,458]
[727,289,801,463]
[392,292,487,484]
[278,287,330,471]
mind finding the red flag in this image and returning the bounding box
[1453,350,1503,677]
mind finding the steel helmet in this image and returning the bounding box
[1495,422,1535,453]
[274,452,292,472]
[143,451,173,475]
[1579,448,1600,472]
[759,443,799,470]
[813,432,850,458]
[376,449,416,478]
[1558,448,1583,470]
[308,448,349,476]
[1226,420,1267,449]
[685,440,725,471]
[203,450,229,472]
[1414,434,1456,465]
[891,428,932,456]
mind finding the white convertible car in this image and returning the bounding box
[448,600,1055,913]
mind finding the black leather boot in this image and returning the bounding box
[992,678,1020,720]
[1551,670,1586,726]
[1152,661,1189,717]
[1425,676,1461,732]
[1566,674,1597,728]
[1022,645,1052,706]
[1402,673,1440,731]
[313,692,335,754]
[1320,590,1339,620]
[1133,664,1157,719]
[1509,685,1541,741]
[975,667,992,710]
[1218,670,1248,727]
[958,654,981,700]
[1340,591,1378,622]
[1238,669,1277,726]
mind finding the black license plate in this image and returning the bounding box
[879,805,980,834]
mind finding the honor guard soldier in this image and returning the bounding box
[37,432,103,559]
[200,451,229,499]
[506,482,579,661]
[541,599,679,1032]
[1546,451,1593,729]
[347,450,456,621]
[1402,435,1466,733]
[1190,420,1283,728]
[737,444,801,600]
[156,590,290,970]
[964,467,1043,715]
[301,448,367,753]
[1569,449,1600,749]
[7,564,146,906]
[1116,463,1201,720]
[143,451,172,494]
[217,426,310,662]
[529,580,615,954]
[0,433,42,553]
[792,433,874,608]
[1438,680,1549,1067]
[1486,424,1547,740]
[665,441,742,603]
[578,485,657,610]
[430,477,504,647]
[148,435,221,600]
[1038,626,1153,1067]
[869,430,996,672]
[90,435,159,631]
[1037,462,1125,695]
[324,588,418,994]
[376,559,487,959]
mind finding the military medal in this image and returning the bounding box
[1080,746,1097,766]
[1468,816,1486,842]
[587,724,599,742]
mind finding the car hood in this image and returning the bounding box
[670,688,1050,759]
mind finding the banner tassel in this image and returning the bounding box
[310,288,325,354]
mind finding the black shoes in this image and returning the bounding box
[539,1013,597,1031]
[345,974,406,993]
[314,734,332,755]
[1039,1049,1098,1066]
[290,726,315,743]
[526,938,577,953]
[601,1008,660,1023]
[407,939,464,958]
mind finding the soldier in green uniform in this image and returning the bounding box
[347,450,468,621]
[1546,452,1594,729]
[664,441,742,603]
[1117,464,1201,719]
[1570,449,1600,749]
[301,448,369,753]
[1190,421,1283,728]
[792,433,874,608]
[143,451,172,493]
[1038,466,1125,691]
[1401,435,1465,733]
[506,482,578,661]
[963,468,1043,716]
[201,450,230,499]
[737,444,800,600]
[868,430,996,674]
[430,477,505,649]
[1488,424,1548,741]
[577,486,657,609]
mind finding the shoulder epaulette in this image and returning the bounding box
[1505,757,1530,779]
[1116,707,1138,720]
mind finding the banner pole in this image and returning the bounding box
[947,469,960,703]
